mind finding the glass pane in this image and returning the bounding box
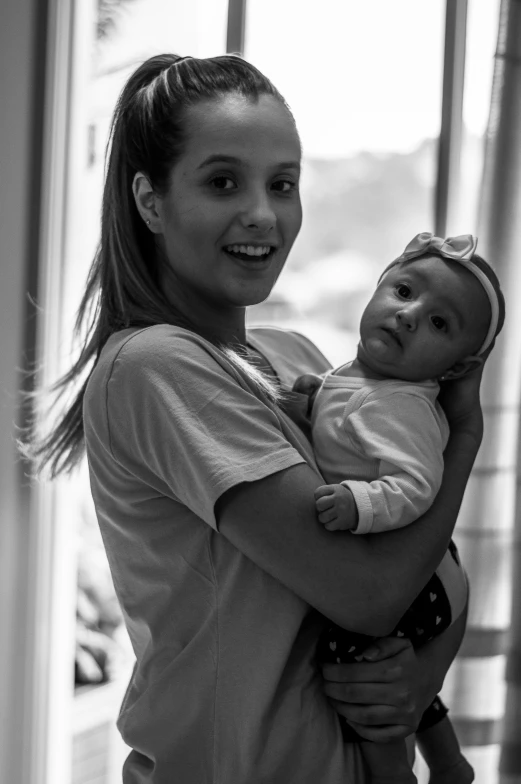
[245,0,445,365]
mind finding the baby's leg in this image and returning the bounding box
[390,561,473,783]
[416,699,474,784]
[359,739,417,783]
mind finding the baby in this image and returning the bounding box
[294,233,505,784]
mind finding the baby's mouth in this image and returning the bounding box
[381,327,402,347]
[223,244,275,262]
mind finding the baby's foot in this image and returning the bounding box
[428,755,474,784]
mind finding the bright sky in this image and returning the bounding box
[97,0,501,158]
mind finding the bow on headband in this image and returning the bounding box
[383,232,499,356]
[401,232,478,262]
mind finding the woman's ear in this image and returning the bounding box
[440,355,484,381]
[132,172,162,232]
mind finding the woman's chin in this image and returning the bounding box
[229,279,282,309]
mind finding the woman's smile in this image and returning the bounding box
[222,242,277,267]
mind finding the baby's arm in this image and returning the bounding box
[293,374,361,531]
[330,391,447,535]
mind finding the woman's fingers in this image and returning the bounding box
[329,699,416,736]
[321,636,422,734]
[322,658,406,685]
[322,680,411,707]
[339,714,413,743]
[361,636,413,662]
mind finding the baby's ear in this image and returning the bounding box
[440,355,484,381]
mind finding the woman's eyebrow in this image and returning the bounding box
[197,154,241,169]
[197,154,300,171]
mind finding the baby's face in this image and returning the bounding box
[358,255,491,382]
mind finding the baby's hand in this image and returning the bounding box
[315,484,358,531]
[293,373,322,397]
[292,373,323,416]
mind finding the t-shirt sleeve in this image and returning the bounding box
[340,391,445,534]
[102,332,306,529]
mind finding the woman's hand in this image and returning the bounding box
[321,604,468,743]
[438,358,486,433]
[321,637,422,742]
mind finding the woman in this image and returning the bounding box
[31,54,481,783]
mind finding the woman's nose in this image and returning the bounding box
[240,191,276,233]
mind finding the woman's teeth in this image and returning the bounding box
[225,244,272,257]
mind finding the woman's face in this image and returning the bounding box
[155,93,302,323]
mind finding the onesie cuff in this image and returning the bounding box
[341,481,374,534]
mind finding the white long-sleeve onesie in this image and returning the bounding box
[311,371,450,534]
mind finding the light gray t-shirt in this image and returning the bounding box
[84,324,367,784]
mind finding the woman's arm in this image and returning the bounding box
[217,413,480,636]
[319,599,468,741]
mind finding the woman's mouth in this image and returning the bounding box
[223,244,275,262]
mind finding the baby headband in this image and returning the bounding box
[382,232,500,356]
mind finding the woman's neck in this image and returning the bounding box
[163,279,247,347]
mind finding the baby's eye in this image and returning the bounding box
[272,179,297,193]
[396,283,411,298]
[210,176,236,191]
[431,316,447,331]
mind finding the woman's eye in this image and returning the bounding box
[272,179,296,193]
[210,176,236,191]
[396,284,411,298]
[431,316,447,331]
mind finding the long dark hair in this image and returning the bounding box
[22,54,293,478]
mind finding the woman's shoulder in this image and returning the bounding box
[247,326,332,387]
[103,324,213,362]
[86,325,222,407]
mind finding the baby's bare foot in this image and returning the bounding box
[429,755,474,784]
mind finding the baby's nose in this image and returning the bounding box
[396,307,417,330]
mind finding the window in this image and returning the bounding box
[244,0,499,366]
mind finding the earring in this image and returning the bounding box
[146,219,151,226]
